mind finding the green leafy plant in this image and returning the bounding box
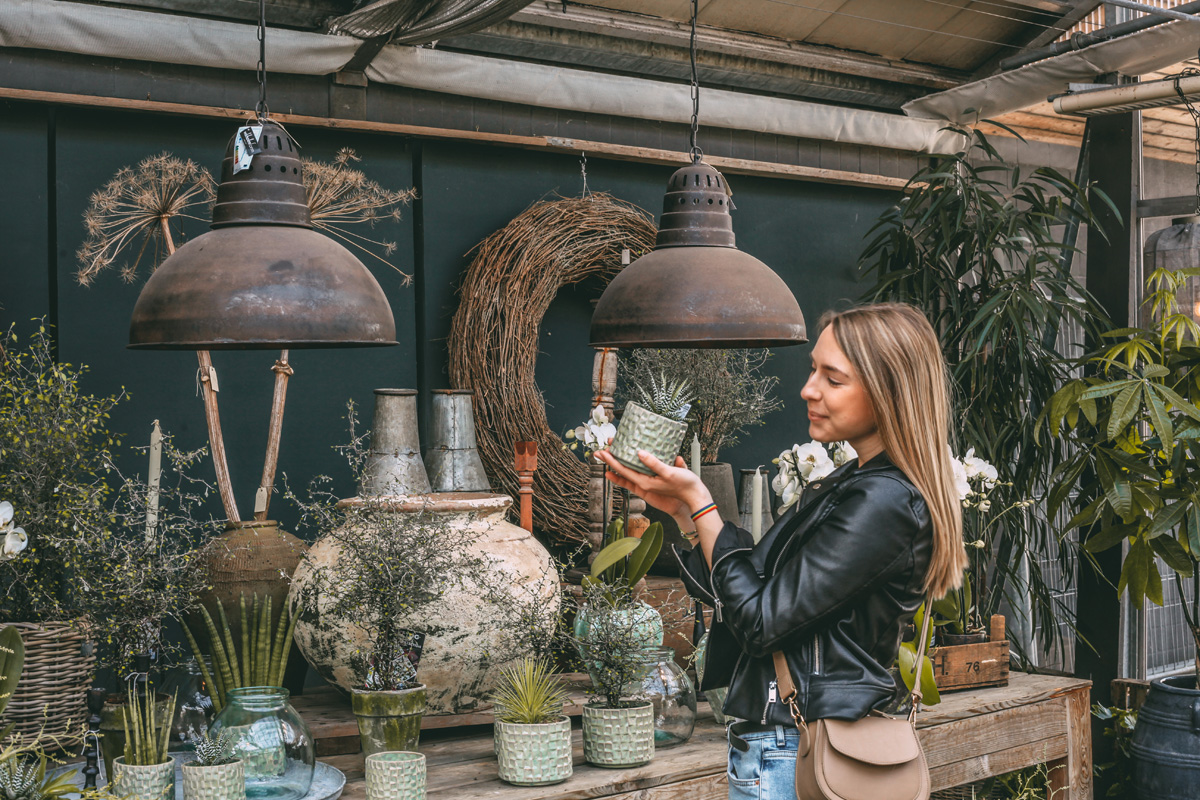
[121,682,177,766]
[1092,702,1137,797]
[1041,264,1200,671]
[180,593,296,713]
[190,729,237,767]
[0,752,77,800]
[896,602,940,707]
[570,582,654,709]
[860,125,1116,661]
[490,657,569,725]
[582,517,663,604]
[620,349,781,463]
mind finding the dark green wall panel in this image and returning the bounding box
[0,102,51,334]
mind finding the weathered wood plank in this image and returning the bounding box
[929,640,1010,692]
[607,772,727,800]
[918,697,1066,768]
[929,738,1069,791]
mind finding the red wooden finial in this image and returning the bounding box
[515,441,538,533]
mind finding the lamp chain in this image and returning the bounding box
[1173,69,1200,216]
[256,0,269,121]
[688,0,702,163]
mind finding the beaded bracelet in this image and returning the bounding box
[680,529,699,542]
[690,502,718,522]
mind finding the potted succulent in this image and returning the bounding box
[181,730,243,800]
[608,374,693,476]
[572,581,656,769]
[112,681,178,800]
[491,658,572,786]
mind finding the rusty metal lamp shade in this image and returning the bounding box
[590,161,806,348]
[128,121,397,349]
[1144,215,1200,324]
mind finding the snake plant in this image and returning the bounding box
[181,592,297,712]
[121,682,177,766]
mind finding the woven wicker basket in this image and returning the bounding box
[0,621,95,747]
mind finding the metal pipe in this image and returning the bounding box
[1104,0,1200,23]
[1054,71,1200,115]
[1000,0,1200,72]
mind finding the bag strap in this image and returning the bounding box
[772,596,933,729]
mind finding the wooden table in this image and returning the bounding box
[312,672,1091,800]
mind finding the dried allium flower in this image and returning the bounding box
[303,149,416,285]
[74,153,214,285]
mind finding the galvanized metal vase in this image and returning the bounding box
[494,717,573,786]
[181,759,245,800]
[352,685,426,758]
[362,389,431,496]
[364,751,426,800]
[582,702,654,769]
[608,402,688,476]
[423,390,490,492]
[111,756,176,800]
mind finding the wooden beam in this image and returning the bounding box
[1138,194,1199,218]
[0,86,909,191]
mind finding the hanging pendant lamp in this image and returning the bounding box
[589,0,805,348]
[128,2,396,349]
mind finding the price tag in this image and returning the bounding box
[233,125,264,174]
[254,487,269,514]
[207,365,220,393]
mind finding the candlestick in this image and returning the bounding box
[691,434,702,475]
[145,419,162,545]
[751,467,763,542]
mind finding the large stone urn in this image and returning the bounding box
[289,493,560,715]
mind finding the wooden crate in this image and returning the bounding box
[930,614,1010,692]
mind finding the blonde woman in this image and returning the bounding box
[597,303,966,800]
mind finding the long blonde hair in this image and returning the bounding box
[822,303,966,598]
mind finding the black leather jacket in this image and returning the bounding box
[674,453,932,727]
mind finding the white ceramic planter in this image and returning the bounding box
[111,756,176,800]
[181,759,245,800]
[364,751,426,800]
[582,702,654,769]
[494,717,573,786]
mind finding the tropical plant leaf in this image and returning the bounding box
[1149,534,1194,577]
[625,522,664,588]
[1108,384,1143,442]
[589,537,641,579]
[1148,501,1189,539]
[1084,522,1138,554]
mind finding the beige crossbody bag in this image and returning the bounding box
[771,605,932,800]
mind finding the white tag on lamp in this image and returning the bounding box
[233,125,264,174]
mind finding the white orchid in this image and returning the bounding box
[0,501,28,561]
[794,442,835,481]
[773,441,838,512]
[566,405,617,459]
[961,448,998,490]
[949,453,971,503]
[830,441,857,467]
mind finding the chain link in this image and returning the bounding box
[256,0,268,121]
[688,0,703,163]
[1173,69,1200,216]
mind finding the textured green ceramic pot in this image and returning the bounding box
[364,751,426,800]
[608,402,688,476]
[181,759,245,800]
[582,702,654,769]
[352,685,427,758]
[494,717,573,786]
[111,756,176,800]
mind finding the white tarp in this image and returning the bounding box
[904,16,1200,122]
[367,46,963,154]
[0,0,358,74]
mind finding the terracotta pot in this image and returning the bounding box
[196,520,309,692]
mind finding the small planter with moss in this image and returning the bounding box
[491,658,572,786]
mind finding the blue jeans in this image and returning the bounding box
[726,725,801,800]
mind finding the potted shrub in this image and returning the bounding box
[349,629,427,758]
[1043,264,1200,797]
[112,682,178,800]
[181,730,243,800]
[572,581,655,769]
[491,657,572,786]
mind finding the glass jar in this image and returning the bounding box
[162,657,214,749]
[209,686,314,800]
[625,647,696,747]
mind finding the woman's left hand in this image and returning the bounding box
[596,448,712,531]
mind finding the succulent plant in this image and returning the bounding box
[0,757,38,800]
[631,372,693,421]
[190,730,237,767]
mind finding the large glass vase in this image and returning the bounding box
[209,687,314,800]
[625,647,696,746]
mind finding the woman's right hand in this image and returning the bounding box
[595,448,713,531]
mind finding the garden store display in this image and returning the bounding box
[112,682,178,800]
[289,397,560,716]
[208,687,314,800]
[447,194,657,544]
[491,658,572,787]
[181,731,243,800]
